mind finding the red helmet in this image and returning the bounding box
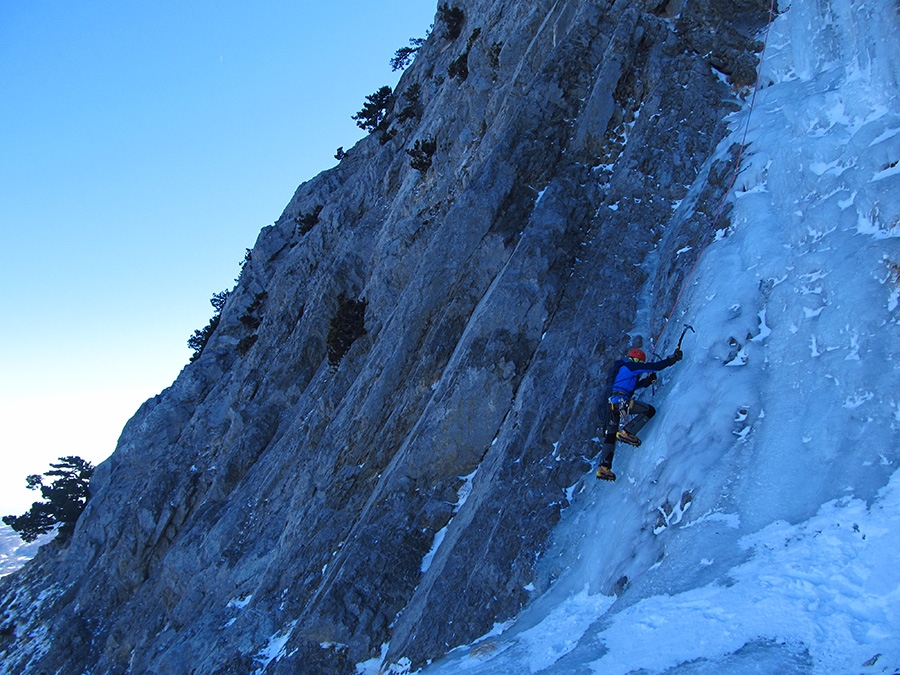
[627,348,646,362]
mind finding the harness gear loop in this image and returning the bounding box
[609,395,631,430]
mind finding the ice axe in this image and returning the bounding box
[676,323,695,351]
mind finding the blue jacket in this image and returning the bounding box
[608,354,679,398]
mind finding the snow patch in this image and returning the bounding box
[420,469,478,574]
[250,621,297,674]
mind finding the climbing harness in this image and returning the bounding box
[607,395,644,447]
[608,394,632,432]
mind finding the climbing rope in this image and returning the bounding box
[652,0,779,352]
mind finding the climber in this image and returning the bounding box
[596,345,683,482]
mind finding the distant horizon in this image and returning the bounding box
[0,1,437,518]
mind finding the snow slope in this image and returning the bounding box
[0,527,45,579]
[408,0,900,673]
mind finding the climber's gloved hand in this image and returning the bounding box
[671,348,683,361]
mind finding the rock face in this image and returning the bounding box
[0,1,770,672]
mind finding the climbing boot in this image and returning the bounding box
[616,430,641,447]
[596,465,616,482]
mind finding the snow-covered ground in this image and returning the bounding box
[0,526,46,579]
[400,0,900,673]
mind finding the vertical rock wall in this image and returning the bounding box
[0,0,771,673]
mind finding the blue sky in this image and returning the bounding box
[0,1,436,516]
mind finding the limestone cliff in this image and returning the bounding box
[0,0,770,672]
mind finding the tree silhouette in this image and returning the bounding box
[391,37,427,71]
[188,289,230,362]
[352,86,394,133]
[438,4,465,40]
[3,456,94,543]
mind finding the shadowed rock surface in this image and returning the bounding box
[0,0,771,672]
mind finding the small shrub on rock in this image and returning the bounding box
[391,36,427,71]
[188,290,230,362]
[295,205,323,236]
[352,86,394,134]
[407,138,437,172]
[397,83,424,123]
[438,4,465,40]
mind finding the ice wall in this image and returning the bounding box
[417,0,900,672]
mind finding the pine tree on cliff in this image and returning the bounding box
[3,456,94,542]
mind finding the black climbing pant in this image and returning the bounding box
[623,400,656,435]
[598,399,657,470]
